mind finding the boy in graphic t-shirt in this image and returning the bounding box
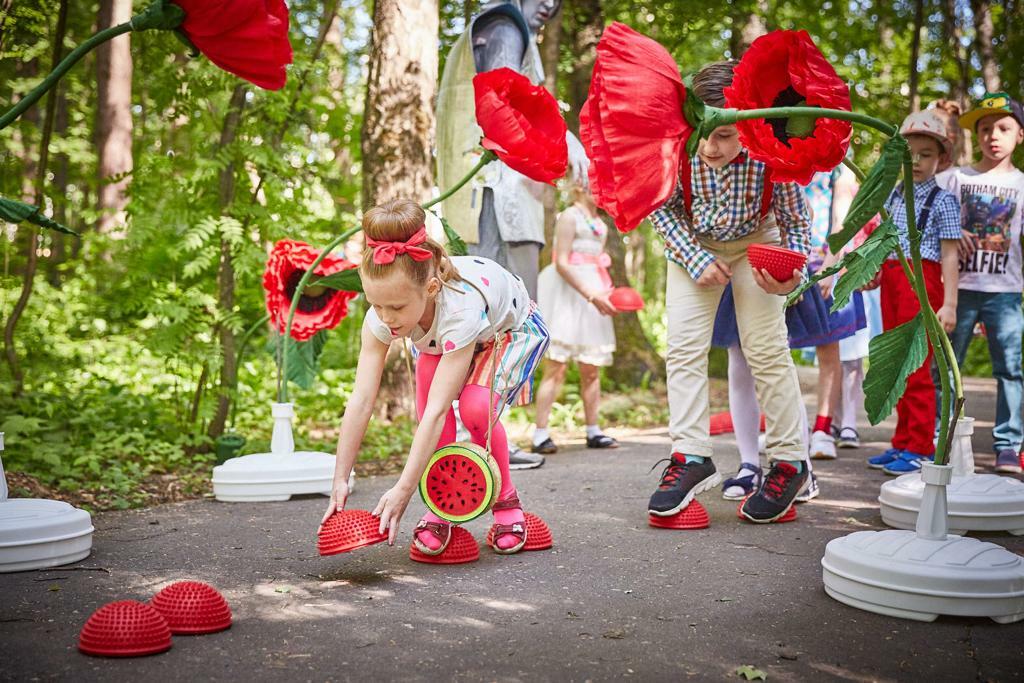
[937,92,1024,474]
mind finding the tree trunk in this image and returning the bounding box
[207,85,248,440]
[3,0,68,396]
[361,0,439,419]
[565,0,664,385]
[0,0,14,56]
[539,6,563,266]
[942,0,974,164]
[908,0,925,113]
[971,0,1000,91]
[361,0,438,206]
[47,90,70,287]
[95,0,133,237]
[729,0,768,57]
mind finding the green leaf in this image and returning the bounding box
[734,665,767,681]
[827,134,907,254]
[311,269,363,293]
[864,313,928,424]
[283,330,328,390]
[829,219,901,311]
[441,216,468,257]
[0,196,78,235]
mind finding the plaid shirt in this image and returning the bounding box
[884,178,961,263]
[650,153,812,279]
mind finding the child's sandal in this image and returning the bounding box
[413,519,453,556]
[488,495,528,555]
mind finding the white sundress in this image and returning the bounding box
[536,206,617,367]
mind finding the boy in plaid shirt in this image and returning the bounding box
[647,61,813,523]
[865,111,961,475]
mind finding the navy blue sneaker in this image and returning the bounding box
[867,448,902,470]
[883,451,932,475]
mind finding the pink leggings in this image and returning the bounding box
[415,352,516,503]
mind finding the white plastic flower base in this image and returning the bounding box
[211,403,353,502]
[878,417,1024,535]
[0,434,94,573]
[823,462,1024,623]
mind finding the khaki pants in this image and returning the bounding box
[665,229,805,462]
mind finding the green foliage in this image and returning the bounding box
[828,135,907,253]
[313,269,364,293]
[864,312,929,425]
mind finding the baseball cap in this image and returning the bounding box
[959,92,1024,130]
[900,110,952,155]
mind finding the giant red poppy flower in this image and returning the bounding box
[723,30,851,185]
[473,67,568,185]
[579,22,692,232]
[263,240,358,341]
[172,0,292,91]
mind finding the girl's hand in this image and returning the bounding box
[372,483,416,545]
[752,268,801,295]
[588,290,618,316]
[937,303,958,333]
[319,474,351,529]
[817,274,835,300]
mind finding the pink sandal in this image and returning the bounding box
[413,519,452,556]
[488,496,528,555]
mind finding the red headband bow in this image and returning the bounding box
[366,226,433,265]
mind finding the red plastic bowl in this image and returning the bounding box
[78,600,172,658]
[409,526,480,565]
[746,244,807,282]
[318,509,388,556]
[609,286,644,312]
[150,581,232,635]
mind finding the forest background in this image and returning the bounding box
[1,0,1021,509]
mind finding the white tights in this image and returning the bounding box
[728,345,810,468]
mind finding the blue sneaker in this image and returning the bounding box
[867,448,902,470]
[883,451,933,475]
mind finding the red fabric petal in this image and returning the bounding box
[263,240,358,341]
[579,22,692,232]
[724,30,851,185]
[473,68,568,184]
[173,0,293,91]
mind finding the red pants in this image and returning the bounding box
[880,259,943,455]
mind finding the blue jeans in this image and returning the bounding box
[948,290,1024,453]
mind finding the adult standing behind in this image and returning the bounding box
[531,184,619,454]
[437,0,588,469]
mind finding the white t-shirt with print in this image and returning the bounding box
[364,255,531,354]
[937,166,1024,293]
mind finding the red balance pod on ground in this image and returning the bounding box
[648,501,710,530]
[485,512,554,551]
[746,244,807,282]
[609,286,644,312]
[78,600,173,658]
[318,509,389,556]
[150,581,232,635]
[409,526,480,564]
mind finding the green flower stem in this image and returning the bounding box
[0,1,183,131]
[422,150,497,209]
[279,226,362,403]
[719,106,899,138]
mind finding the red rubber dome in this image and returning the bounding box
[746,244,807,282]
[150,581,232,635]
[409,526,480,564]
[648,501,710,530]
[609,286,644,312]
[78,600,172,658]
[318,509,388,556]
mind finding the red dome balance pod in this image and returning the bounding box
[150,581,232,635]
[318,509,389,556]
[609,286,644,312]
[78,600,172,658]
[648,500,711,529]
[746,244,807,282]
[484,512,553,551]
[409,526,479,565]
[736,499,798,523]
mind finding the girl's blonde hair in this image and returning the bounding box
[360,199,460,285]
